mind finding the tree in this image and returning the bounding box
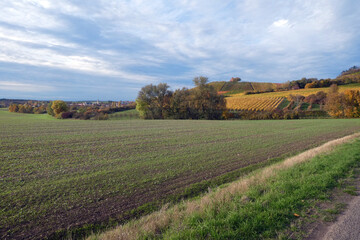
[325,84,346,117]
[193,76,208,87]
[51,100,68,117]
[136,83,172,119]
[170,88,191,119]
[189,76,226,119]
[135,77,226,120]
[8,104,18,112]
[343,90,360,118]
[47,102,54,116]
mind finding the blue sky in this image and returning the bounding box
[0,0,359,100]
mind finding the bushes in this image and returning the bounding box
[60,111,73,119]
[225,109,327,120]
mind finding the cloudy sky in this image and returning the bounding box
[0,0,359,100]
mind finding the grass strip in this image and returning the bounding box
[91,135,360,240]
[160,140,360,239]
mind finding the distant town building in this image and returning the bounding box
[230,77,241,82]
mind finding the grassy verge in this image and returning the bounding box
[92,136,360,240]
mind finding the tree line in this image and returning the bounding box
[9,103,46,114]
[137,79,360,120]
[136,77,226,120]
[9,100,136,120]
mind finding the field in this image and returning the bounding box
[230,83,360,99]
[226,97,285,111]
[1,111,360,239]
[108,109,139,120]
[99,136,360,239]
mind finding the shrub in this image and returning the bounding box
[61,112,73,119]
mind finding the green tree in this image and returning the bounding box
[189,76,226,119]
[136,83,172,119]
[170,88,191,119]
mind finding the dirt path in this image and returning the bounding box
[322,195,360,240]
[304,165,360,240]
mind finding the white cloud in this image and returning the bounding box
[0,26,76,48]
[0,81,55,92]
[0,0,359,100]
[272,19,290,28]
[0,1,65,30]
[0,36,158,84]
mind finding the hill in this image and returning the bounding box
[208,81,278,95]
[336,70,360,83]
[224,83,360,116]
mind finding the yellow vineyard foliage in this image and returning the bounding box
[230,83,360,99]
[226,97,285,111]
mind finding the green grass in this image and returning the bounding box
[108,109,139,120]
[208,81,226,92]
[1,110,360,239]
[277,99,290,109]
[155,139,360,240]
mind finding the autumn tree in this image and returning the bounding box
[47,102,55,116]
[325,84,346,117]
[343,90,360,118]
[8,104,18,112]
[51,100,69,117]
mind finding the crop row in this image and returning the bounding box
[226,96,285,111]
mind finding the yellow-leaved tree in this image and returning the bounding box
[51,100,68,117]
[325,84,360,118]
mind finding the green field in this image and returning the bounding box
[1,111,360,239]
[105,137,360,240]
[108,109,139,120]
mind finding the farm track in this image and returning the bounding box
[1,111,360,239]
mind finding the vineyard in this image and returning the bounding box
[226,96,285,111]
[208,81,279,94]
[224,83,360,112]
[231,83,360,99]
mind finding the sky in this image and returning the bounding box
[0,0,359,101]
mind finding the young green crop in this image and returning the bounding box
[159,139,360,240]
[1,110,360,239]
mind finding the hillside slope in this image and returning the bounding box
[225,83,360,111]
[208,81,277,94]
